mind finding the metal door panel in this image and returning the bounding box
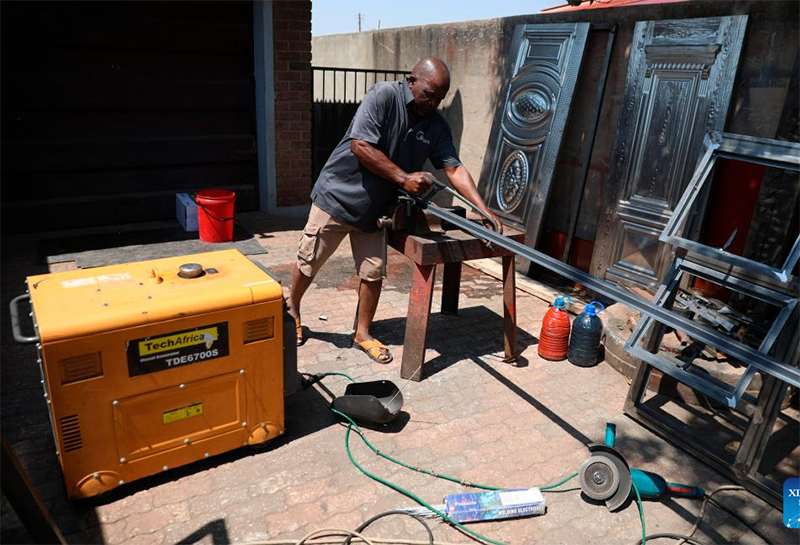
[481,23,589,248]
[592,16,748,289]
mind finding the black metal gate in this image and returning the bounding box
[312,67,409,182]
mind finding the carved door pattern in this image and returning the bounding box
[481,23,589,249]
[591,16,748,289]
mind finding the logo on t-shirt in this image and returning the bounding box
[416,131,431,145]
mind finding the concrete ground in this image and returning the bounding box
[1,212,794,545]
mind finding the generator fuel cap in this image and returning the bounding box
[178,263,205,279]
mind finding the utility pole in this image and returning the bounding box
[357,13,363,32]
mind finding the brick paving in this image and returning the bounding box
[1,212,793,545]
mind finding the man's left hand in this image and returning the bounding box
[482,211,503,235]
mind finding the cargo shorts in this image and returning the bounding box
[296,204,383,282]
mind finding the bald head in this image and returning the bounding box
[411,57,450,87]
[407,57,450,117]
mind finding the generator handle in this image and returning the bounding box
[9,294,39,344]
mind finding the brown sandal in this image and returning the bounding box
[295,315,304,346]
[353,339,393,364]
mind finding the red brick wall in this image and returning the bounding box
[273,0,312,206]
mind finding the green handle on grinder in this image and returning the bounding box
[605,423,616,447]
[631,468,705,499]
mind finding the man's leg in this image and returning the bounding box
[353,278,382,343]
[286,266,312,320]
[352,278,391,362]
[350,228,391,363]
[291,204,348,344]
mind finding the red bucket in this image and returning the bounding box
[195,189,235,242]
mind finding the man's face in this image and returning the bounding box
[408,74,449,117]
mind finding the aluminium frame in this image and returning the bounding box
[623,257,797,408]
[660,131,800,282]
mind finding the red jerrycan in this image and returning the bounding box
[538,296,572,361]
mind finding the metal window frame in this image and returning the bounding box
[624,305,799,509]
[660,131,800,282]
[623,257,797,408]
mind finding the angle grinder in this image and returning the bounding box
[579,423,705,511]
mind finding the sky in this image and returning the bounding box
[311,0,558,36]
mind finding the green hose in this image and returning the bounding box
[307,375,581,544]
[305,371,356,383]
[332,408,581,545]
[334,408,505,545]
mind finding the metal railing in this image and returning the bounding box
[311,66,411,181]
[312,66,410,103]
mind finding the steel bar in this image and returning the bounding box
[412,198,800,387]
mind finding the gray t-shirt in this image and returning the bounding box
[311,79,461,232]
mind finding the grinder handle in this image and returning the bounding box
[604,422,616,448]
[666,482,705,498]
[9,294,39,344]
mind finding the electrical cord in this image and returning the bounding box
[273,374,776,545]
[335,409,504,545]
[303,374,716,545]
[677,485,734,545]
[298,373,580,545]
[638,534,708,545]
[706,495,772,544]
[631,485,772,545]
[343,510,435,545]
[632,479,646,545]
[335,409,582,545]
[298,528,376,545]
[246,538,464,545]
[300,371,356,387]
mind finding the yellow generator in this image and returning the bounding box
[10,249,296,499]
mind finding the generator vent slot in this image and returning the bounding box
[60,352,103,384]
[59,414,83,452]
[244,317,274,344]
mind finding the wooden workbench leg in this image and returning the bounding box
[502,255,518,362]
[441,263,461,315]
[402,263,436,381]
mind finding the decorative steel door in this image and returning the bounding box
[591,16,748,289]
[481,23,589,249]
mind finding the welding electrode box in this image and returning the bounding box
[12,249,296,499]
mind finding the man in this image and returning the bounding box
[287,56,502,364]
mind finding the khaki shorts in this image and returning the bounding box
[297,204,383,282]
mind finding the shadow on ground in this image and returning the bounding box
[304,305,539,381]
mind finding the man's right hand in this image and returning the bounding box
[401,172,434,196]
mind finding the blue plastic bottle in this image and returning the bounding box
[568,301,604,367]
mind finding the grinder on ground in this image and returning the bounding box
[579,423,705,511]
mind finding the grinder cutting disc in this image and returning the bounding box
[579,445,631,511]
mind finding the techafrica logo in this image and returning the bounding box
[786,477,800,528]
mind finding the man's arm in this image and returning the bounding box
[350,140,433,196]
[443,165,503,234]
